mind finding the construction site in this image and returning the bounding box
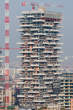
[0,0,68,110]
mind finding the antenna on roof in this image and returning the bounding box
[31,2,39,10]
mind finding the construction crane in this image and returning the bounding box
[4,0,10,109]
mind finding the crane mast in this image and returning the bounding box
[5,0,10,108]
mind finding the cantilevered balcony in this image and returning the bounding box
[22,77,33,81]
[17,95,25,98]
[17,82,24,84]
[31,64,39,67]
[43,95,51,98]
[43,77,53,80]
[50,29,60,33]
[31,55,39,58]
[27,42,34,45]
[42,24,53,28]
[33,73,45,76]
[33,59,47,63]
[57,34,63,37]
[26,15,34,18]
[30,28,39,31]
[19,51,32,54]
[49,55,60,58]
[32,19,45,23]
[33,32,46,36]
[28,91,39,94]
[54,46,62,50]
[23,33,31,37]
[34,86,46,89]
[23,86,30,89]
[32,46,45,49]
[33,99,46,103]
[27,68,34,72]
[20,24,33,28]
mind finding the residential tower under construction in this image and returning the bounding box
[17,9,63,109]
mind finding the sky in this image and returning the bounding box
[0,0,73,68]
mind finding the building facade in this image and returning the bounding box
[0,51,4,106]
[62,72,73,110]
[17,9,63,109]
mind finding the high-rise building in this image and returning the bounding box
[17,9,63,109]
[62,71,73,110]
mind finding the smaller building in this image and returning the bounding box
[62,71,73,110]
[71,99,73,110]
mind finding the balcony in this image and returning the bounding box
[19,51,32,54]
[24,60,30,63]
[32,46,45,49]
[43,95,51,98]
[50,29,59,33]
[50,55,60,58]
[57,34,63,37]
[54,38,59,41]
[43,42,50,45]
[31,64,39,67]
[51,94,57,97]
[17,82,24,84]
[30,28,39,31]
[33,73,45,76]
[33,32,46,36]
[45,81,52,85]
[54,21,60,24]
[47,63,53,66]
[28,91,39,94]
[28,42,34,45]
[33,59,47,63]
[17,56,25,58]
[27,15,34,18]
[27,68,34,72]
[43,77,53,80]
[23,33,31,36]
[33,19,45,23]
[28,95,34,98]
[54,47,62,50]
[31,37,39,40]
[34,86,46,90]
[48,90,53,93]
[20,24,33,28]
[31,82,39,85]
[23,77,33,80]
[23,86,30,89]
[46,37,53,40]
[54,63,61,67]
[31,55,39,58]
[17,95,25,98]
[33,99,45,103]
[42,24,53,28]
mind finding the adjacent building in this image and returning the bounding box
[17,9,63,109]
[62,71,73,110]
[0,51,4,106]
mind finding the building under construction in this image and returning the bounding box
[17,8,63,109]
